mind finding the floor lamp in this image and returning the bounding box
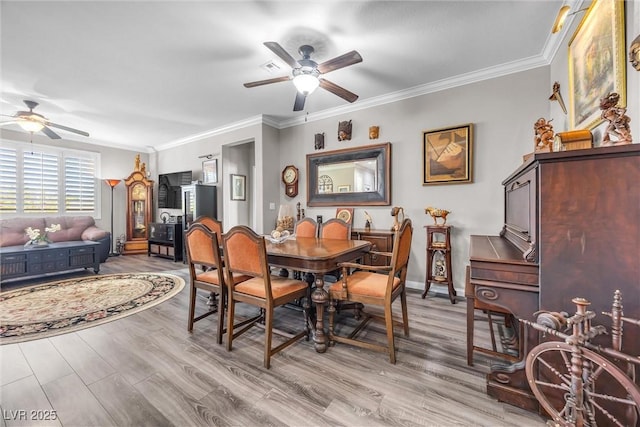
[104,179,121,257]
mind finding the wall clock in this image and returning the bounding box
[282,165,299,197]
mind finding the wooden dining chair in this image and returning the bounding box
[194,215,222,237]
[294,217,318,238]
[193,215,224,306]
[318,217,351,240]
[328,218,413,364]
[292,217,318,284]
[185,223,250,344]
[318,218,351,282]
[222,225,311,369]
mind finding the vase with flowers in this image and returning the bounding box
[24,224,61,247]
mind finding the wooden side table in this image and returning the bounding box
[422,225,456,303]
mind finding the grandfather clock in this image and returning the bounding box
[122,155,153,255]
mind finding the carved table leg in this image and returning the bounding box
[311,275,328,353]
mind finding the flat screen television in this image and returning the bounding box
[158,170,192,209]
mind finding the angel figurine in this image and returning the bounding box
[600,92,632,145]
[534,118,555,152]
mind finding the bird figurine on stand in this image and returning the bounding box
[364,211,373,231]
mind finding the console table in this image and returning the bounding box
[0,241,100,283]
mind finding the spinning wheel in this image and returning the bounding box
[526,341,640,426]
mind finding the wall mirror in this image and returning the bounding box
[307,142,391,206]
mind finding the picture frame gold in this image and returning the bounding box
[422,124,473,185]
[230,174,246,201]
[568,0,626,130]
[202,159,218,184]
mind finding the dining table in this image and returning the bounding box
[265,236,372,353]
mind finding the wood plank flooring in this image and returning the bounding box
[0,255,547,426]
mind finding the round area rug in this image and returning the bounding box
[0,273,185,345]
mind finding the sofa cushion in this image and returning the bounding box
[45,216,96,243]
[81,225,109,241]
[0,216,109,247]
[0,217,46,247]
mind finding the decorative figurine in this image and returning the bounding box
[549,82,567,115]
[600,92,632,145]
[134,153,141,171]
[425,206,450,226]
[390,206,404,231]
[296,202,301,221]
[314,133,325,150]
[140,162,147,176]
[364,211,373,231]
[534,117,555,152]
[630,34,640,71]
[434,259,446,281]
[338,120,352,141]
[369,126,379,139]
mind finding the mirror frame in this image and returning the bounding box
[307,142,391,207]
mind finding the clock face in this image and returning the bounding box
[283,166,297,184]
[132,183,146,200]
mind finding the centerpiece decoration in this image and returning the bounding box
[24,223,61,247]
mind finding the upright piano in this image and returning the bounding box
[469,144,640,412]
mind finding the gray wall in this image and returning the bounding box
[277,67,549,291]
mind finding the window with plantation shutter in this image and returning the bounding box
[0,147,18,212]
[23,150,59,213]
[65,156,96,212]
[0,140,100,216]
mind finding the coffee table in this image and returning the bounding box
[0,241,100,283]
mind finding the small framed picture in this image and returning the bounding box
[423,123,473,185]
[335,207,354,224]
[337,185,351,192]
[230,174,246,201]
[202,159,218,184]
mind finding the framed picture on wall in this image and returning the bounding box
[230,174,246,201]
[568,0,626,130]
[422,123,473,185]
[202,159,218,184]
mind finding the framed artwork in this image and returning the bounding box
[202,159,218,184]
[335,208,354,224]
[568,0,626,130]
[337,185,351,192]
[422,123,473,185]
[230,174,246,201]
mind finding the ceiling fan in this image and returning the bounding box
[0,100,89,139]
[244,42,362,111]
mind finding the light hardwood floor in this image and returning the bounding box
[0,255,547,426]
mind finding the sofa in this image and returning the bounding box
[0,216,110,263]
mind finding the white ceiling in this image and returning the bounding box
[0,0,567,152]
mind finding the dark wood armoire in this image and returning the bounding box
[468,144,640,416]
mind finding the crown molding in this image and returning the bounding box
[159,49,558,151]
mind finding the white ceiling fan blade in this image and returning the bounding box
[0,121,18,127]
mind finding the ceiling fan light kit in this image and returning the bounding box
[1,100,89,140]
[18,120,44,133]
[293,72,320,95]
[244,41,362,111]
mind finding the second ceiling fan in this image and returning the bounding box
[244,42,362,111]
